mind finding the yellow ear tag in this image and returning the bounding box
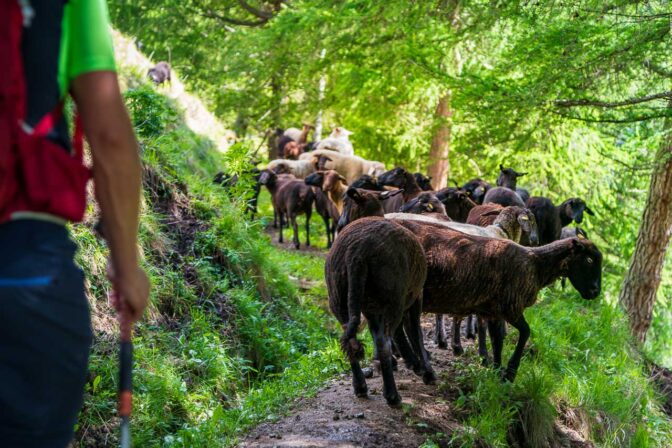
[427,203,434,211]
[578,233,586,239]
[521,215,529,220]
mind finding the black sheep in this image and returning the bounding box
[461,178,491,204]
[526,197,594,245]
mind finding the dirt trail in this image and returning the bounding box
[242,317,465,448]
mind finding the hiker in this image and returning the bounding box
[1,1,149,446]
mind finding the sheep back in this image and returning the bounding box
[326,217,427,346]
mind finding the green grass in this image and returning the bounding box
[73,82,342,446]
[438,288,672,448]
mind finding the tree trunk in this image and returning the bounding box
[267,75,283,160]
[314,48,327,142]
[619,113,672,343]
[427,93,452,189]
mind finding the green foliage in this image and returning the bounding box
[124,85,180,137]
[442,289,672,447]
[73,70,341,446]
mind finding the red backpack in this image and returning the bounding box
[0,0,90,224]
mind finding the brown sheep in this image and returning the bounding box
[304,170,349,214]
[394,219,602,381]
[259,170,314,249]
[377,167,423,203]
[326,217,434,406]
[337,193,601,381]
[435,187,477,222]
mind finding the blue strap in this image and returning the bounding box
[0,276,52,286]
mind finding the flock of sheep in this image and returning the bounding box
[214,125,603,407]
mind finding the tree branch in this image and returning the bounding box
[555,91,672,108]
[552,109,672,124]
[237,0,273,20]
[192,0,270,27]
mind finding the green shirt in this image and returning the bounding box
[58,0,117,96]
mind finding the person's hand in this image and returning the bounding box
[108,263,150,323]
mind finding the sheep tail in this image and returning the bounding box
[340,262,366,362]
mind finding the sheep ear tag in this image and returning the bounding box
[520,215,529,221]
[426,203,434,211]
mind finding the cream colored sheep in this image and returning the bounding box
[310,149,386,184]
[266,159,315,179]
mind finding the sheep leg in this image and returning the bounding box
[466,315,476,339]
[367,314,401,407]
[305,208,311,247]
[477,317,490,366]
[503,316,530,382]
[393,324,421,372]
[278,211,284,243]
[434,314,448,349]
[322,215,332,248]
[451,317,464,356]
[404,300,436,385]
[350,360,368,398]
[291,214,300,249]
[488,319,505,370]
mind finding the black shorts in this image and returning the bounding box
[0,220,92,447]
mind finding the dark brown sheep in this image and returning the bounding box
[392,219,602,381]
[350,174,385,191]
[435,187,477,222]
[326,217,434,406]
[526,196,594,245]
[414,173,434,191]
[259,170,314,249]
[336,188,404,231]
[461,178,491,204]
[496,164,530,202]
[148,61,171,85]
[483,186,526,207]
[399,192,449,219]
[313,187,339,248]
[377,167,423,203]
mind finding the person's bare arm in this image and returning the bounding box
[71,71,149,322]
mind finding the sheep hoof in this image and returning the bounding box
[422,371,437,385]
[354,385,368,398]
[466,332,476,340]
[385,393,402,407]
[502,368,517,383]
[437,339,448,349]
[481,357,492,367]
[452,345,464,356]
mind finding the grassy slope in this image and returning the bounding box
[73,76,343,446]
[72,40,672,447]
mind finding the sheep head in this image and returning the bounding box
[497,164,527,190]
[337,188,402,231]
[400,192,447,217]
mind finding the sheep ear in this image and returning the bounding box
[517,171,527,177]
[499,164,505,171]
[381,189,404,200]
[585,206,595,216]
[346,187,363,202]
[338,175,347,183]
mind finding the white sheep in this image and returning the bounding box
[316,127,354,156]
[266,159,315,179]
[309,149,386,184]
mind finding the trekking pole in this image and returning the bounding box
[118,296,133,448]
